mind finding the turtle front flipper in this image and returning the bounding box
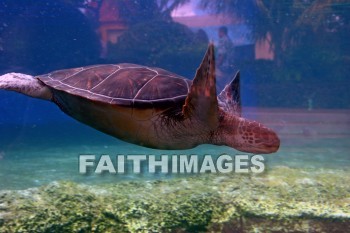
[218,71,241,116]
[0,73,52,100]
[182,43,219,130]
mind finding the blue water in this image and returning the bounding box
[0,0,349,193]
[0,92,349,190]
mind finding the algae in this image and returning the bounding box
[0,166,349,232]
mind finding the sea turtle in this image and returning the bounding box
[0,44,279,153]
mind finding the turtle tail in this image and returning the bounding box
[0,73,52,100]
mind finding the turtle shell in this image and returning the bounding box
[38,64,192,107]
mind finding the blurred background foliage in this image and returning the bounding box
[0,0,349,107]
[201,0,350,83]
[107,20,208,77]
[0,0,101,74]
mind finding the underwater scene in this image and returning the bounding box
[0,0,349,232]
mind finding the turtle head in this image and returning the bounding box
[217,116,280,154]
[231,118,280,154]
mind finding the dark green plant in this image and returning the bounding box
[107,20,209,77]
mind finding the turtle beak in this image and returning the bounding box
[257,130,280,153]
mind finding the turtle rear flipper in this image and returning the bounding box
[182,43,219,130]
[0,73,52,100]
[218,71,241,116]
